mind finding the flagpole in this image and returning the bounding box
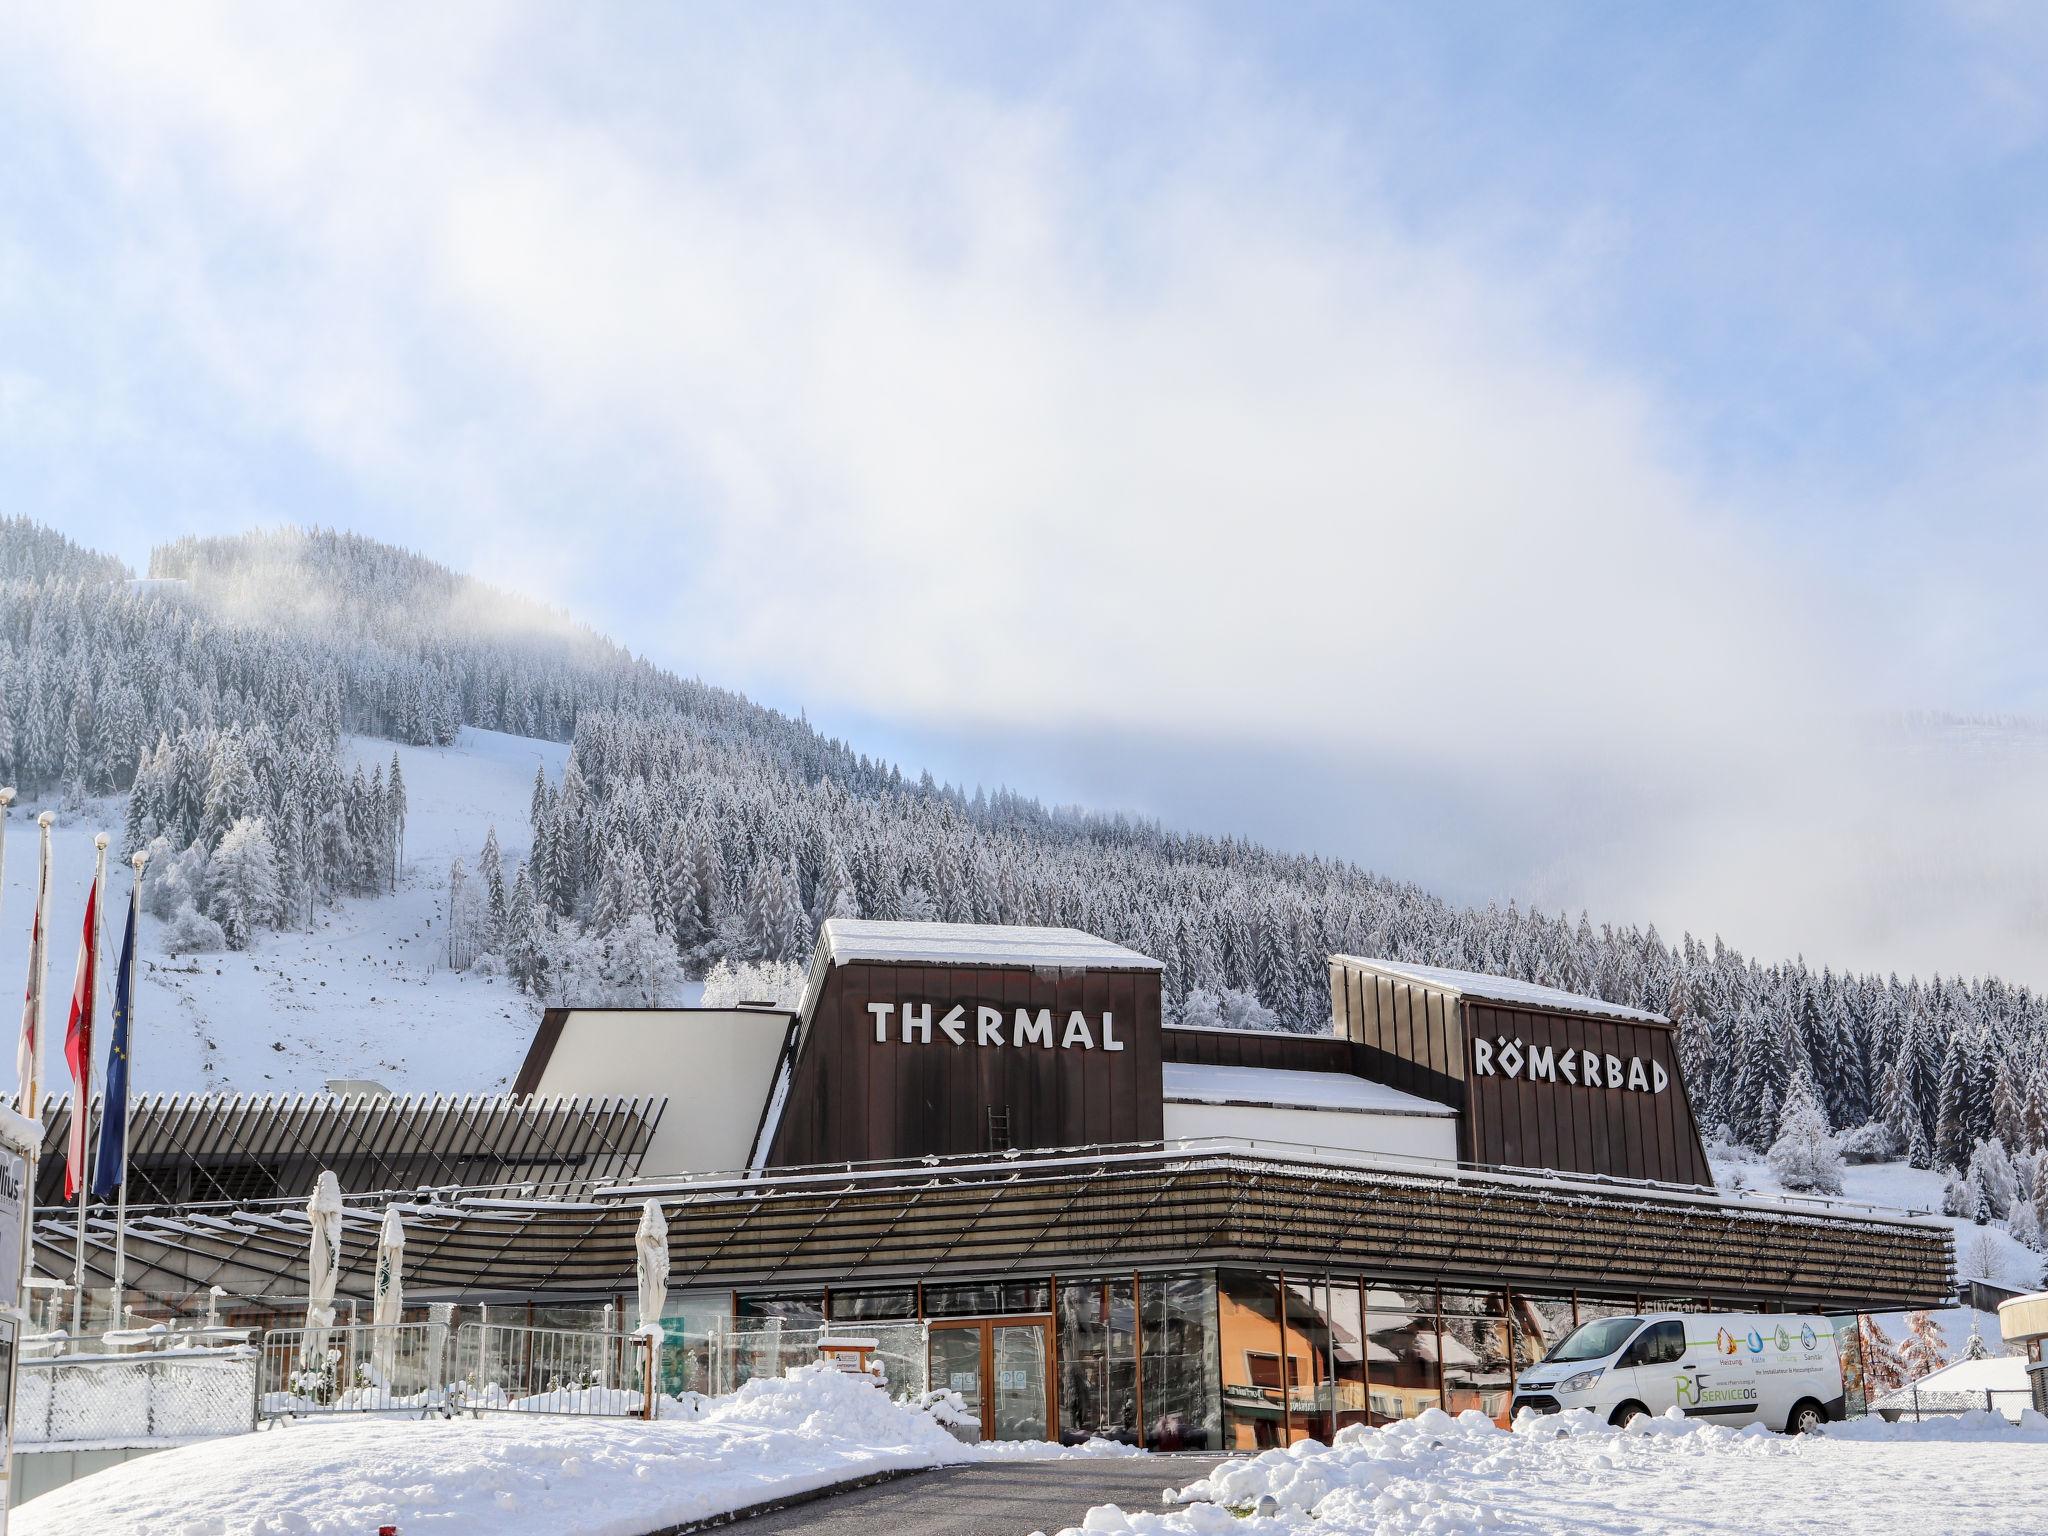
[111,849,144,1305]
[25,812,51,1308]
[69,834,107,1341]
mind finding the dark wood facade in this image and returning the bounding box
[1330,958,1713,1187]
[765,961,1165,1166]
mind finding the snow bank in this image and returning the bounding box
[1822,1407,2048,1441]
[14,1366,1136,1536]
[1055,1406,2045,1536]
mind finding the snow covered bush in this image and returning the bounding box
[1966,1138,2019,1222]
[163,902,227,955]
[140,835,207,920]
[1942,1173,1973,1218]
[2009,1201,2045,1252]
[1837,1120,1898,1164]
[1765,1078,1843,1194]
[1176,986,1283,1033]
[1963,1229,2008,1285]
[701,958,807,1011]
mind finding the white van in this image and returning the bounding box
[1510,1311,1846,1433]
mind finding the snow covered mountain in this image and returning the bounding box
[1,518,2046,1288]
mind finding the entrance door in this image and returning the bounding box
[928,1318,1054,1441]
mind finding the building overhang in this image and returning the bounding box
[50,1140,1953,1314]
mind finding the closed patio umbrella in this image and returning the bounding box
[636,1198,669,1337]
[371,1204,405,1387]
[301,1170,343,1374]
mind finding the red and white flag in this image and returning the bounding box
[62,880,98,1201]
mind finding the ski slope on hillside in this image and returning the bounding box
[0,728,580,1096]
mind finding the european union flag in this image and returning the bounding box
[91,887,136,1200]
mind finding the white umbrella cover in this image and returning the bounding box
[636,1198,669,1338]
[371,1204,405,1387]
[301,1170,344,1372]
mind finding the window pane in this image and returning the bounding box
[1219,1271,1290,1449]
[735,1293,823,1326]
[1057,1278,1140,1445]
[1365,1284,1440,1424]
[831,1288,918,1321]
[1314,1281,1368,1440]
[922,1282,1003,1317]
[1141,1271,1219,1451]
[1439,1291,1512,1425]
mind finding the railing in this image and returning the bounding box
[256,1320,456,1422]
[452,1322,660,1418]
[1875,1386,2036,1422]
[17,1346,258,1445]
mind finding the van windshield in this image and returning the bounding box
[1542,1317,1643,1364]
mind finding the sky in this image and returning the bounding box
[2,3,2046,985]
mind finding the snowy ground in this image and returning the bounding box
[1712,1149,2042,1355]
[12,1367,1137,1536]
[0,728,633,1096]
[1055,1407,2048,1536]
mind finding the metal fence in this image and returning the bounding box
[1875,1386,2036,1423]
[16,1347,258,1445]
[257,1320,457,1422]
[452,1322,660,1418]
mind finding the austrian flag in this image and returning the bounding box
[63,880,98,1201]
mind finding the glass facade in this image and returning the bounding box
[724,1271,1668,1446]
[1366,1284,1440,1424]
[1056,1276,1140,1444]
[1140,1271,1221,1451]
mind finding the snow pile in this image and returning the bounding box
[13,1365,1132,1536]
[1823,1407,2048,1441]
[1055,1406,2046,1536]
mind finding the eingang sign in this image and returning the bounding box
[1472,1034,1669,1093]
[866,1001,1128,1051]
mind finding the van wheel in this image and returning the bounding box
[1787,1399,1825,1435]
[1609,1401,1649,1428]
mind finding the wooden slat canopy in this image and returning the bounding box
[38,1141,1953,1313]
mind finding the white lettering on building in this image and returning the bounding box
[867,1000,1128,1050]
[1474,1035,1669,1094]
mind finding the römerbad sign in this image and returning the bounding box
[1471,1033,1670,1093]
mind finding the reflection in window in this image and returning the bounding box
[1056,1277,1138,1444]
[1141,1272,1219,1451]
[1219,1271,1289,1448]
[1439,1290,1512,1425]
[1298,1279,1367,1441]
[830,1287,918,1321]
[1365,1285,1441,1424]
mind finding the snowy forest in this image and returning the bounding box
[4,518,2048,1265]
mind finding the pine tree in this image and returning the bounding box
[1766,1077,1844,1194]
[387,752,407,888]
[208,816,284,950]
[1934,1033,1974,1171]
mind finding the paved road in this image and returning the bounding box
[727,1453,1233,1536]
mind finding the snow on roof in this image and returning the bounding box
[1333,956,1669,1025]
[1162,1062,1455,1118]
[818,919,1162,972]
[1874,1352,2027,1407]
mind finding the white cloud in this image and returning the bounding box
[6,3,2043,983]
